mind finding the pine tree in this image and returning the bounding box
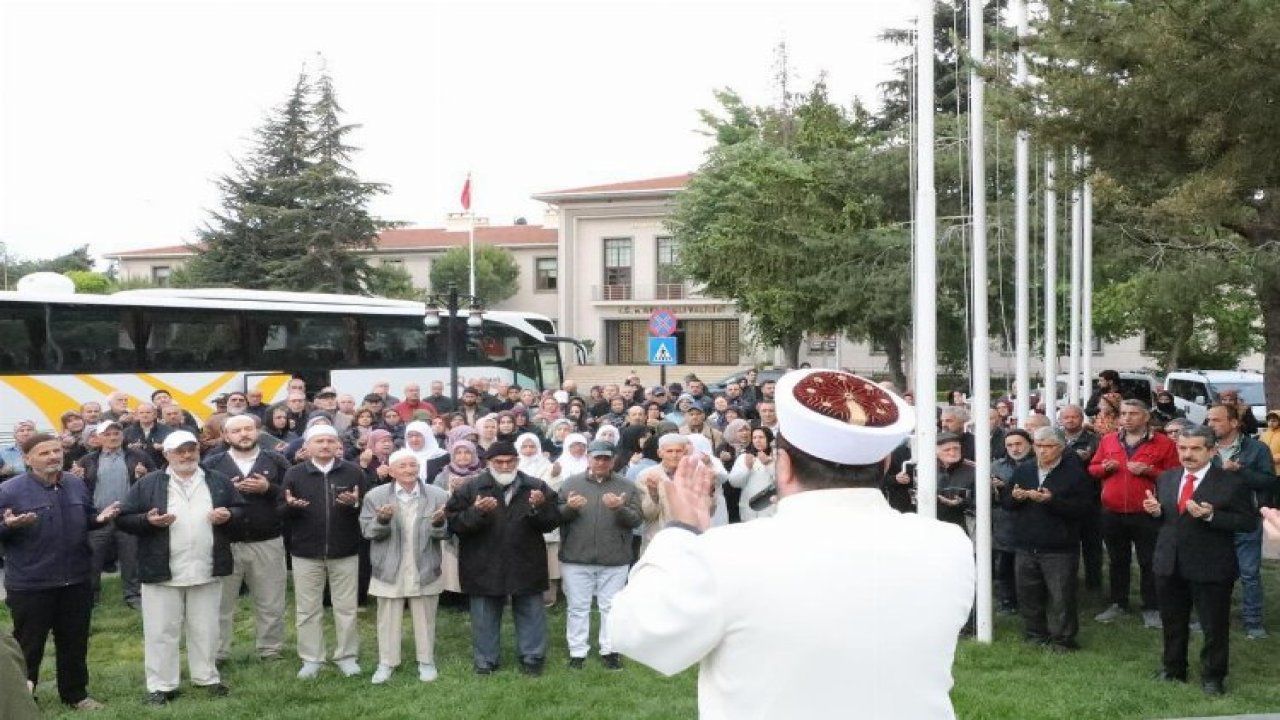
[186,66,394,293]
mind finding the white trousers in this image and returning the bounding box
[292,555,359,664]
[375,595,440,668]
[141,581,222,692]
[561,563,629,658]
[219,537,287,659]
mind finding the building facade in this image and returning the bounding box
[106,172,1264,381]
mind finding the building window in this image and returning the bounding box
[602,238,632,300]
[656,236,683,299]
[151,266,172,287]
[381,258,404,268]
[535,257,558,292]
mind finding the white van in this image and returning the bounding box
[1053,371,1158,411]
[1163,370,1266,425]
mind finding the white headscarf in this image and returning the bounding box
[557,432,591,476]
[405,420,447,480]
[594,424,620,446]
[516,432,551,477]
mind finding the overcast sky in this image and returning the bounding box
[0,0,916,265]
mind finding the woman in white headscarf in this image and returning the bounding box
[593,424,621,447]
[515,432,550,478]
[537,432,588,607]
[686,433,730,527]
[404,421,448,483]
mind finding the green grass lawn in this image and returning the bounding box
[5,564,1280,719]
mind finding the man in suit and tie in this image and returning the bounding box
[1143,424,1258,696]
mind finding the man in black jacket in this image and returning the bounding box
[1004,427,1093,651]
[115,431,244,706]
[1144,424,1258,695]
[123,403,171,469]
[447,441,561,676]
[73,420,155,608]
[202,414,292,663]
[281,425,366,680]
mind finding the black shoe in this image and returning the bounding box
[198,683,230,698]
[473,664,495,676]
[520,661,544,677]
[1046,640,1080,653]
[1202,680,1225,696]
[146,690,179,706]
[568,657,585,670]
[1151,670,1187,683]
[601,653,624,671]
[125,598,142,611]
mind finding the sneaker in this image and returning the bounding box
[1246,627,1269,640]
[601,653,624,671]
[145,692,170,707]
[568,657,586,670]
[418,663,438,683]
[259,651,284,662]
[1142,610,1163,629]
[297,661,324,679]
[335,658,362,677]
[71,697,105,710]
[520,661,544,677]
[1095,604,1126,623]
[371,664,394,685]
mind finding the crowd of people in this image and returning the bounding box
[888,368,1278,696]
[0,365,1277,713]
[0,370,787,711]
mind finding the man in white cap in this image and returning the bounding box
[201,414,292,664]
[115,430,245,706]
[608,369,975,719]
[281,424,367,680]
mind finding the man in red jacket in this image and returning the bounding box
[1089,399,1179,628]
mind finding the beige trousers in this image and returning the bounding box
[375,595,440,667]
[218,537,287,659]
[292,555,359,664]
[141,581,222,692]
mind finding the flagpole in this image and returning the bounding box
[913,0,938,520]
[968,0,992,643]
[1013,0,1031,426]
[469,209,477,298]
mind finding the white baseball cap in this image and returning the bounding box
[161,430,200,451]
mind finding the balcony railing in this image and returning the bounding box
[591,283,701,301]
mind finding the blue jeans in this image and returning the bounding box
[1234,526,1264,629]
[469,593,546,669]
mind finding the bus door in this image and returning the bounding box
[511,345,563,393]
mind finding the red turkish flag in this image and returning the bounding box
[460,174,472,211]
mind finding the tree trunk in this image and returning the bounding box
[781,335,802,369]
[1258,271,1280,412]
[883,333,909,391]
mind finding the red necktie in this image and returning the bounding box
[1177,474,1197,514]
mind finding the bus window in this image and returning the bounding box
[248,313,353,370]
[45,305,136,372]
[362,315,442,367]
[141,309,242,371]
[0,304,43,372]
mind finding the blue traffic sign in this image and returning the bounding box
[648,337,677,365]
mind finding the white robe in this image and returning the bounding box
[607,488,975,720]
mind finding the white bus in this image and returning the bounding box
[0,282,579,435]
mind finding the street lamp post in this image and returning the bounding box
[424,282,483,406]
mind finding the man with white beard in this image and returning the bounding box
[446,441,562,677]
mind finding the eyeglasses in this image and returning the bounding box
[488,457,519,467]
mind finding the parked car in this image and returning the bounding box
[1164,369,1266,425]
[704,368,789,396]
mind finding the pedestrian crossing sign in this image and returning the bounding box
[648,337,677,365]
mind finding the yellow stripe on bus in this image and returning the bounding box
[0,376,85,429]
[136,372,238,415]
[252,374,292,404]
